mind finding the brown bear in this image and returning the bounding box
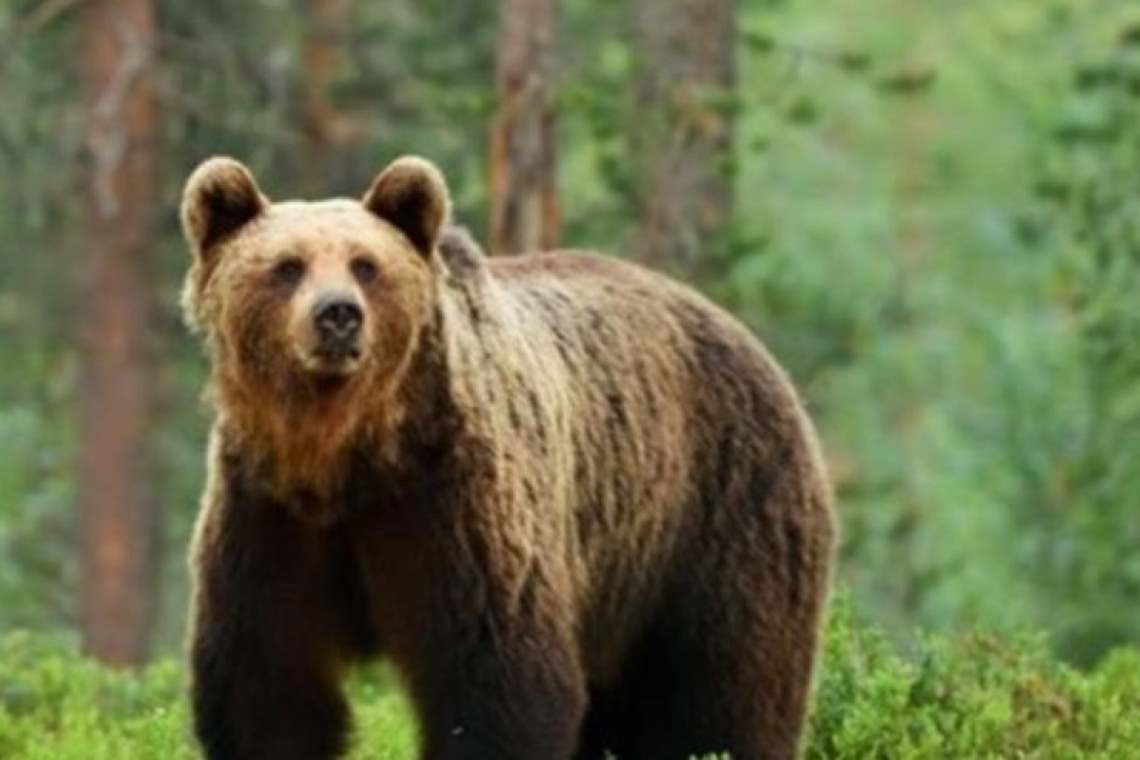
[180,155,836,760]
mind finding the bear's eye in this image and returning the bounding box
[351,257,379,285]
[273,257,305,286]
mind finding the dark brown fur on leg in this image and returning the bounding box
[626,457,833,760]
[411,610,587,760]
[345,464,588,760]
[188,444,377,760]
[413,638,587,760]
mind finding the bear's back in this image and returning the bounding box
[481,249,814,483]
[485,250,802,430]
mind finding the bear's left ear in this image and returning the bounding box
[362,156,451,257]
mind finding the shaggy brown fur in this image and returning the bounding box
[182,155,836,760]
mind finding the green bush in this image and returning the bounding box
[3,600,1139,759]
[0,631,415,760]
[810,597,1140,759]
[0,631,188,760]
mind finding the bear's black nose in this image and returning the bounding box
[314,296,363,342]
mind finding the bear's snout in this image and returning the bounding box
[314,295,363,342]
[308,292,365,369]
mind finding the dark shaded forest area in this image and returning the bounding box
[3,0,1140,756]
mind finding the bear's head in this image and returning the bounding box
[180,156,451,504]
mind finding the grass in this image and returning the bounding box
[2,597,1138,759]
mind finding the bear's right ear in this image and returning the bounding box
[180,157,267,258]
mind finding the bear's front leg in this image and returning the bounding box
[404,587,587,760]
[418,628,586,760]
[187,463,370,760]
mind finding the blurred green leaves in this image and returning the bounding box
[729,0,1140,664]
[2,0,1140,669]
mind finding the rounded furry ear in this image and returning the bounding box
[181,157,267,257]
[362,156,451,256]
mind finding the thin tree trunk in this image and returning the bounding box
[301,0,357,194]
[632,0,736,272]
[78,0,159,667]
[489,0,560,255]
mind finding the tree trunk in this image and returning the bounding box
[301,0,360,194]
[489,0,560,255]
[78,0,159,667]
[632,0,736,272]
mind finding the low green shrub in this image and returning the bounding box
[0,631,414,760]
[810,597,1140,759]
[0,630,188,759]
[2,601,1138,759]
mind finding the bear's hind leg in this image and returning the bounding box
[625,486,833,759]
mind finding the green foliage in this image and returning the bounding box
[0,631,416,759]
[726,0,1140,664]
[1020,12,1140,661]
[810,597,1140,759]
[0,631,190,759]
[890,4,1140,662]
[3,0,1140,673]
[4,601,1140,758]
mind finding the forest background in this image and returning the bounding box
[3,0,1140,755]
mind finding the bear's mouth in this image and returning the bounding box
[314,345,361,363]
[310,371,353,394]
[304,344,363,377]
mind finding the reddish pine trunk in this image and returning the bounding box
[301,0,361,194]
[489,0,560,255]
[78,0,159,667]
[632,0,736,272]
